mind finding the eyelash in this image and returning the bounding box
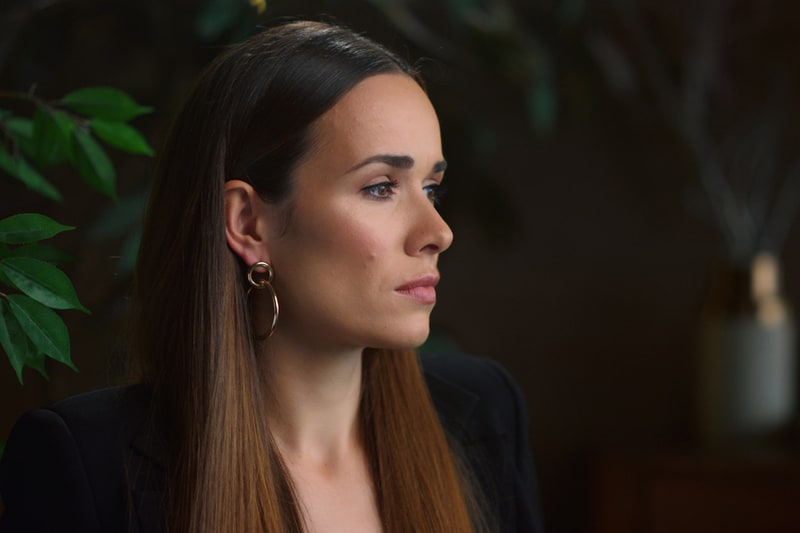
[363,180,399,199]
[362,180,447,205]
[424,183,447,205]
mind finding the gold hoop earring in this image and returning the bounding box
[247,261,279,340]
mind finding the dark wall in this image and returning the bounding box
[3,1,800,532]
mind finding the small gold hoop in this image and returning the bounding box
[246,261,279,339]
[247,261,274,288]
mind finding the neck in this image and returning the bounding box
[260,334,365,464]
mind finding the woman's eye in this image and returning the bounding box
[363,180,398,199]
[423,184,447,205]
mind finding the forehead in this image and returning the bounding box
[309,73,442,164]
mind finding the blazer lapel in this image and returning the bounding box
[424,368,480,442]
[124,389,167,533]
[422,354,512,514]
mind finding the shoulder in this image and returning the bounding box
[421,351,521,402]
[420,352,546,533]
[42,384,150,436]
[9,385,153,464]
[0,385,156,533]
[3,384,149,462]
[420,352,526,440]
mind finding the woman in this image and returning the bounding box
[0,19,544,533]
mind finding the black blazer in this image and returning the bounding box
[0,353,544,532]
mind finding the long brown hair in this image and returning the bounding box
[132,20,480,532]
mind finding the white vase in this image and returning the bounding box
[697,253,797,445]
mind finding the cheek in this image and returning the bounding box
[280,192,401,279]
[323,208,391,262]
[341,225,385,269]
[329,224,398,293]
[289,210,386,270]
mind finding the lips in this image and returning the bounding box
[395,275,439,305]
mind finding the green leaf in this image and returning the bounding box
[0,257,89,313]
[5,116,33,137]
[90,118,154,155]
[71,128,117,199]
[4,117,36,158]
[33,107,74,166]
[0,300,47,383]
[7,243,74,264]
[195,0,243,40]
[0,299,29,382]
[6,294,74,369]
[25,350,50,381]
[0,251,11,286]
[61,87,152,121]
[0,146,62,201]
[0,213,74,244]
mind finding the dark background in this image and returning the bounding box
[3,1,800,532]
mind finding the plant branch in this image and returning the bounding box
[762,160,800,253]
[0,90,47,108]
[609,0,752,259]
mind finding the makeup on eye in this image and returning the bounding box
[354,155,447,201]
[362,179,399,199]
[361,179,447,204]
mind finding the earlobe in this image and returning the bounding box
[224,180,269,266]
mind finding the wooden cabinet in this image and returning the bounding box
[592,450,800,533]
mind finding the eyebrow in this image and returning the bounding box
[348,154,447,174]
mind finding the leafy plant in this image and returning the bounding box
[0,86,153,383]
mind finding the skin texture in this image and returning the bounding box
[223,73,453,532]
[226,73,453,355]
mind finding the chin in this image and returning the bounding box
[371,326,431,351]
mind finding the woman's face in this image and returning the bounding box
[266,73,453,352]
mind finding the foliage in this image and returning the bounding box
[0,0,272,388]
[0,86,153,383]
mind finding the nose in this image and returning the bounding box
[407,195,454,256]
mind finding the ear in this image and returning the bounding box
[224,180,270,266]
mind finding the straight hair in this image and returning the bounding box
[132,20,482,532]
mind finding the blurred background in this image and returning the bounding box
[3,1,800,531]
